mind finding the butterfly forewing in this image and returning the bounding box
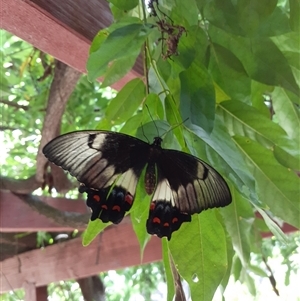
[43,131,149,190]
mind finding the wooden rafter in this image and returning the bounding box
[1,191,297,234]
[2,0,142,90]
[0,220,162,293]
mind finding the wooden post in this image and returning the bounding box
[23,281,37,301]
[36,286,48,301]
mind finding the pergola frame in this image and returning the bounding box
[1,1,297,300]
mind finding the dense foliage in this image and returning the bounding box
[82,0,299,300]
[1,0,299,300]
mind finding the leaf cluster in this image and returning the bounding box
[1,0,299,299]
[83,0,299,299]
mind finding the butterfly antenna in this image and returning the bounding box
[141,122,150,143]
[145,104,160,137]
[162,117,189,138]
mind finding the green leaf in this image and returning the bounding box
[271,31,300,53]
[168,26,206,74]
[108,0,138,11]
[162,240,175,301]
[250,81,273,117]
[209,43,251,102]
[243,271,256,295]
[179,62,215,133]
[232,255,242,281]
[169,212,227,301]
[101,55,137,88]
[87,23,152,81]
[172,0,199,26]
[273,144,300,170]
[165,94,186,150]
[89,29,109,54]
[202,0,243,36]
[256,7,291,37]
[218,228,234,294]
[271,87,300,140]
[210,26,299,96]
[120,114,143,136]
[289,0,300,32]
[130,168,151,256]
[254,206,288,244]
[143,93,164,121]
[233,135,300,228]
[236,0,278,36]
[248,265,268,277]
[221,185,255,266]
[217,100,300,167]
[105,78,145,124]
[82,219,110,246]
[189,120,256,195]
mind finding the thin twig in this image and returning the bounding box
[262,256,280,296]
[0,99,29,110]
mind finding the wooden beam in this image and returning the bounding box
[2,0,141,91]
[0,191,87,232]
[0,223,162,293]
[0,191,298,235]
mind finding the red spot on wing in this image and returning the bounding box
[150,202,155,211]
[163,222,169,227]
[125,194,133,205]
[93,195,100,202]
[112,205,121,212]
[101,205,108,210]
[172,217,178,223]
[153,217,161,224]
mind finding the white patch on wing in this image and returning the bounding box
[196,162,206,179]
[178,185,189,211]
[152,179,175,206]
[115,168,138,196]
[99,165,115,181]
[78,157,108,182]
[186,182,197,209]
[91,134,107,149]
[88,164,115,188]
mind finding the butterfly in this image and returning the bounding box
[43,130,231,240]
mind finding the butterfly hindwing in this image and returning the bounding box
[80,185,134,224]
[147,200,191,240]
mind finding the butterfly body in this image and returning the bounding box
[43,130,231,240]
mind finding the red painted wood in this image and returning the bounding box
[0,225,162,293]
[2,0,140,91]
[24,281,37,301]
[1,191,297,235]
[36,286,48,300]
[0,191,87,232]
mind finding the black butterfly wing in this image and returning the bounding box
[43,131,231,240]
[146,148,231,240]
[79,185,134,224]
[43,131,150,224]
[43,131,150,190]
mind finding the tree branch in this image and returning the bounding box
[0,99,29,110]
[35,60,81,186]
[15,193,89,228]
[0,175,40,194]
